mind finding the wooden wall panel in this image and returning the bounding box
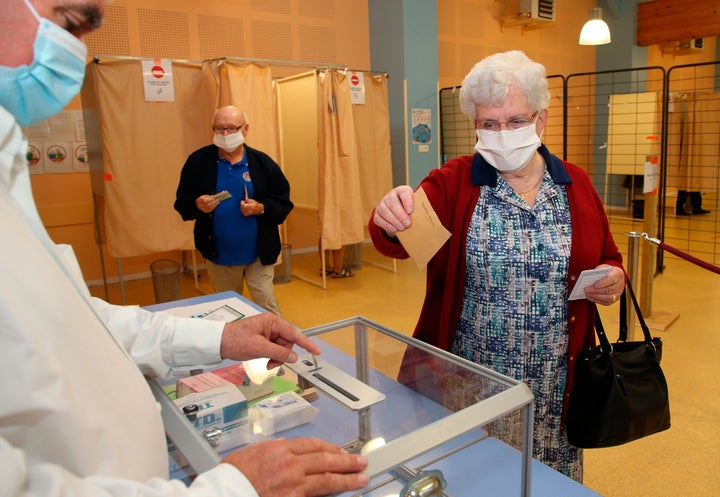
[637,0,720,46]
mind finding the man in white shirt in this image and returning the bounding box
[0,2,368,497]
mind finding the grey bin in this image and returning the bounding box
[273,243,292,284]
[150,259,182,303]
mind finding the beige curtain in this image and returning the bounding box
[317,70,365,250]
[219,62,278,163]
[276,71,319,210]
[667,92,720,192]
[88,60,217,257]
[352,73,393,220]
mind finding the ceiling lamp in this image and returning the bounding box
[579,7,611,45]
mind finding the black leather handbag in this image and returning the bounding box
[565,281,671,448]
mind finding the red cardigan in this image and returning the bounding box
[369,146,624,421]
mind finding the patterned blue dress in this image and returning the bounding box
[450,170,583,481]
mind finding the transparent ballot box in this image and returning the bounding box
[151,317,535,497]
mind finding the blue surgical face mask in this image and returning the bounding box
[0,0,87,127]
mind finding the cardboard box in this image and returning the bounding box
[176,371,231,398]
[249,391,318,436]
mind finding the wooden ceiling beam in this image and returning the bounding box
[636,0,720,46]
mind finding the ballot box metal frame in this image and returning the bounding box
[152,316,535,497]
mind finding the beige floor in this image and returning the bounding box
[91,243,720,497]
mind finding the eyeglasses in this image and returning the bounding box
[212,124,246,134]
[474,112,537,132]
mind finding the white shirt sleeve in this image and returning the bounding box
[2,436,259,497]
[89,296,226,379]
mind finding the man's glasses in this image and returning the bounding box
[474,112,537,132]
[212,124,246,134]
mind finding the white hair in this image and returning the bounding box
[459,50,551,120]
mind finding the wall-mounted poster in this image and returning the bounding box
[23,110,87,174]
[348,71,365,104]
[412,108,432,144]
[142,58,175,102]
[44,142,74,173]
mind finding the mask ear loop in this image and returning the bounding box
[23,0,42,21]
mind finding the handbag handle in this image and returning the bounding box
[618,280,653,344]
[594,280,653,354]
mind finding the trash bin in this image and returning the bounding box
[150,259,181,303]
[343,242,363,271]
[273,243,292,284]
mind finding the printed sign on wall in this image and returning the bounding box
[142,58,175,102]
[412,108,432,144]
[24,110,87,175]
[348,71,366,105]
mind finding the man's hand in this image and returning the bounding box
[372,185,414,237]
[222,438,369,497]
[196,194,220,213]
[220,313,320,368]
[240,198,264,217]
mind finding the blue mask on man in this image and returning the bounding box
[0,0,87,127]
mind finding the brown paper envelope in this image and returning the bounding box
[396,187,451,270]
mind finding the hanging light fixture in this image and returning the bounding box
[579,7,611,45]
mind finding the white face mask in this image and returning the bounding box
[474,123,541,172]
[213,131,245,153]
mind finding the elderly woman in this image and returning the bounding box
[369,50,625,481]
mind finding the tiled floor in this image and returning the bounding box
[90,242,720,497]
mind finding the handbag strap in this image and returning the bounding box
[594,279,653,353]
[594,309,613,354]
[618,279,653,344]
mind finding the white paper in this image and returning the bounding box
[568,268,611,301]
[142,59,175,102]
[159,297,261,320]
[348,71,365,104]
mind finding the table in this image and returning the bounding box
[146,292,600,497]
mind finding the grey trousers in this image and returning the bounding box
[206,258,281,316]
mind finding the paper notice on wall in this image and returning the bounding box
[26,143,44,174]
[43,142,74,173]
[348,71,365,104]
[142,58,175,102]
[412,108,432,144]
[73,142,89,172]
[23,111,87,174]
[644,156,659,193]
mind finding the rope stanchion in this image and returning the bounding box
[641,234,720,275]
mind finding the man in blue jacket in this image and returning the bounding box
[175,106,292,316]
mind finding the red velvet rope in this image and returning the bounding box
[658,241,720,275]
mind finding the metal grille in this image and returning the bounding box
[438,86,474,162]
[664,62,720,265]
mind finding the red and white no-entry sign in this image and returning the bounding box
[151,66,165,78]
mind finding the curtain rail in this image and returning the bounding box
[91,54,387,76]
